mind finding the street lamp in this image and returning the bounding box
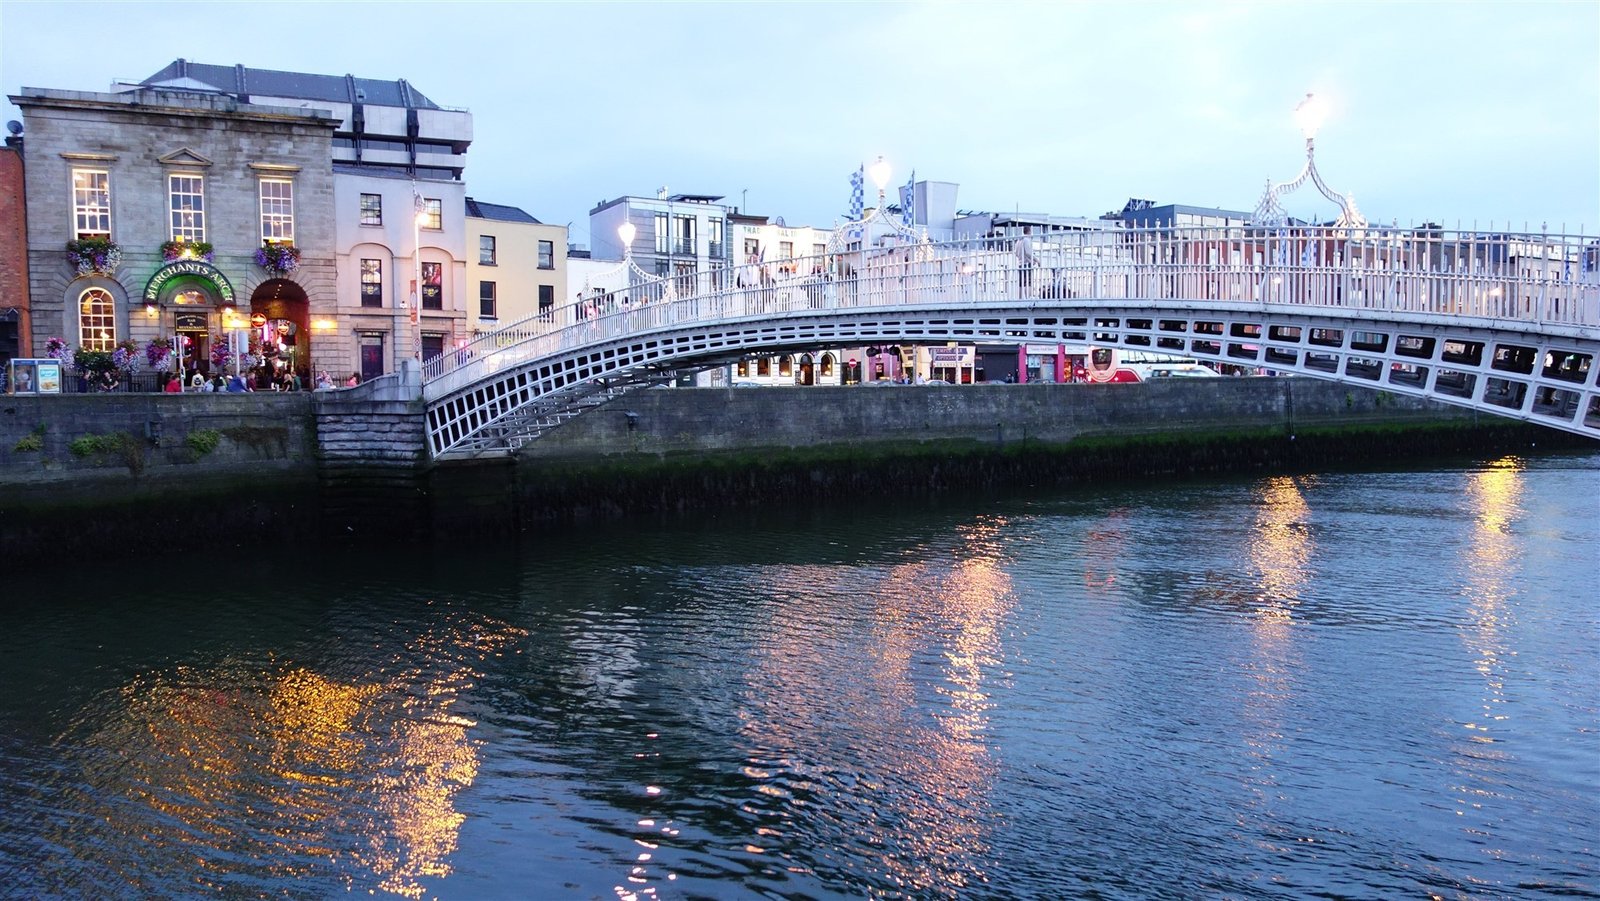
[618,220,637,262]
[868,156,891,209]
[1293,93,1328,142]
[412,204,429,364]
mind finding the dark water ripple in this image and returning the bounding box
[0,452,1596,899]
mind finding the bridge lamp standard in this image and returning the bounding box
[618,220,637,263]
[868,156,892,210]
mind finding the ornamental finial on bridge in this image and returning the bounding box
[1251,92,1367,231]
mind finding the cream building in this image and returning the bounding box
[465,198,565,333]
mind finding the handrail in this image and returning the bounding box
[423,225,1600,399]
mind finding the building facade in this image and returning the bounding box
[10,86,338,383]
[130,60,473,379]
[0,131,29,372]
[465,198,566,333]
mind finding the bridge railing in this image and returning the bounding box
[423,226,1600,397]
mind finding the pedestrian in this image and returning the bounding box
[164,373,183,393]
[346,372,360,387]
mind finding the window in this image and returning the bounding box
[168,174,205,242]
[77,288,115,351]
[360,259,383,307]
[421,261,442,310]
[360,193,383,226]
[538,284,554,311]
[813,243,826,257]
[72,169,110,238]
[260,178,294,243]
[479,280,496,318]
[421,198,442,230]
[743,237,760,263]
[674,215,695,255]
[654,213,669,254]
[538,240,554,269]
[480,235,496,265]
[779,241,794,259]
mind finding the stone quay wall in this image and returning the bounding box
[0,378,1574,562]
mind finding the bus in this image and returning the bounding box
[1083,346,1220,383]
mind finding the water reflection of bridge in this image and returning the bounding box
[414,226,1598,459]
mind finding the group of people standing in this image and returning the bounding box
[157,368,361,393]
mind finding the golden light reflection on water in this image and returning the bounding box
[1237,477,1313,827]
[1454,458,1524,806]
[714,516,1015,896]
[52,616,526,898]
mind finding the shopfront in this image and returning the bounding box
[143,260,237,377]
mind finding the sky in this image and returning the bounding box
[3,0,1597,248]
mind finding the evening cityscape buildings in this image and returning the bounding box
[2,57,1593,389]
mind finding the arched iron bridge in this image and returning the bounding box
[419,225,1600,459]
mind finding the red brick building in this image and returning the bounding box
[0,131,29,365]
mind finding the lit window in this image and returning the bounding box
[72,169,110,239]
[360,193,383,226]
[168,174,205,242]
[421,261,443,310]
[360,259,383,307]
[77,288,115,351]
[421,198,442,230]
[260,178,294,243]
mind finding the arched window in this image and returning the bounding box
[756,357,771,377]
[778,355,793,377]
[736,360,749,377]
[78,288,116,351]
[820,353,835,376]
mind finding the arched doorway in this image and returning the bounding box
[798,353,815,386]
[143,261,236,378]
[249,279,310,388]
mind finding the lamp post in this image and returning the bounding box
[412,203,427,364]
[868,156,891,211]
[618,220,637,264]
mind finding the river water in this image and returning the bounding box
[0,451,1595,899]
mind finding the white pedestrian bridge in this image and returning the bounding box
[418,225,1600,459]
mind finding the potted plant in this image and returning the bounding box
[65,238,123,276]
[254,242,301,275]
[160,239,214,263]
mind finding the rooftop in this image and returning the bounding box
[135,59,449,110]
[466,197,541,224]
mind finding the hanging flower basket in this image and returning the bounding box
[254,242,301,275]
[161,240,214,263]
[146,336,175,373]
[45,336,74,369]
[65,238,123,276]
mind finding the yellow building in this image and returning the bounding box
[464,198,566,334]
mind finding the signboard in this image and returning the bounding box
[7,358,61,395]
[174,311,208,331]
[250,313,268,328]
[929,347,971,364]
[142,260,235,305]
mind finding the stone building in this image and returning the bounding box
[9,86,338,381]
[127,60,473,381]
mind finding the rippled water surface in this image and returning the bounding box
[1,452,1596,899]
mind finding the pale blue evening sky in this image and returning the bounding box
[3,0,1597,245]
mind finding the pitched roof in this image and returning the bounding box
[139,59,441,110]
[465,197,540,224]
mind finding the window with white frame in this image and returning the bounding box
[480,235,496,265]
[72,169,110,239]
[538,240,553,269]
[359,193,383,226]
[260,178,295,242]
[168,173,205,242]
[77,287,116,351]
[421,198,442,230]
[654,213,669,254]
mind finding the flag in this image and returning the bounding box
[899,170,916,226]
[848,165,864,221]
